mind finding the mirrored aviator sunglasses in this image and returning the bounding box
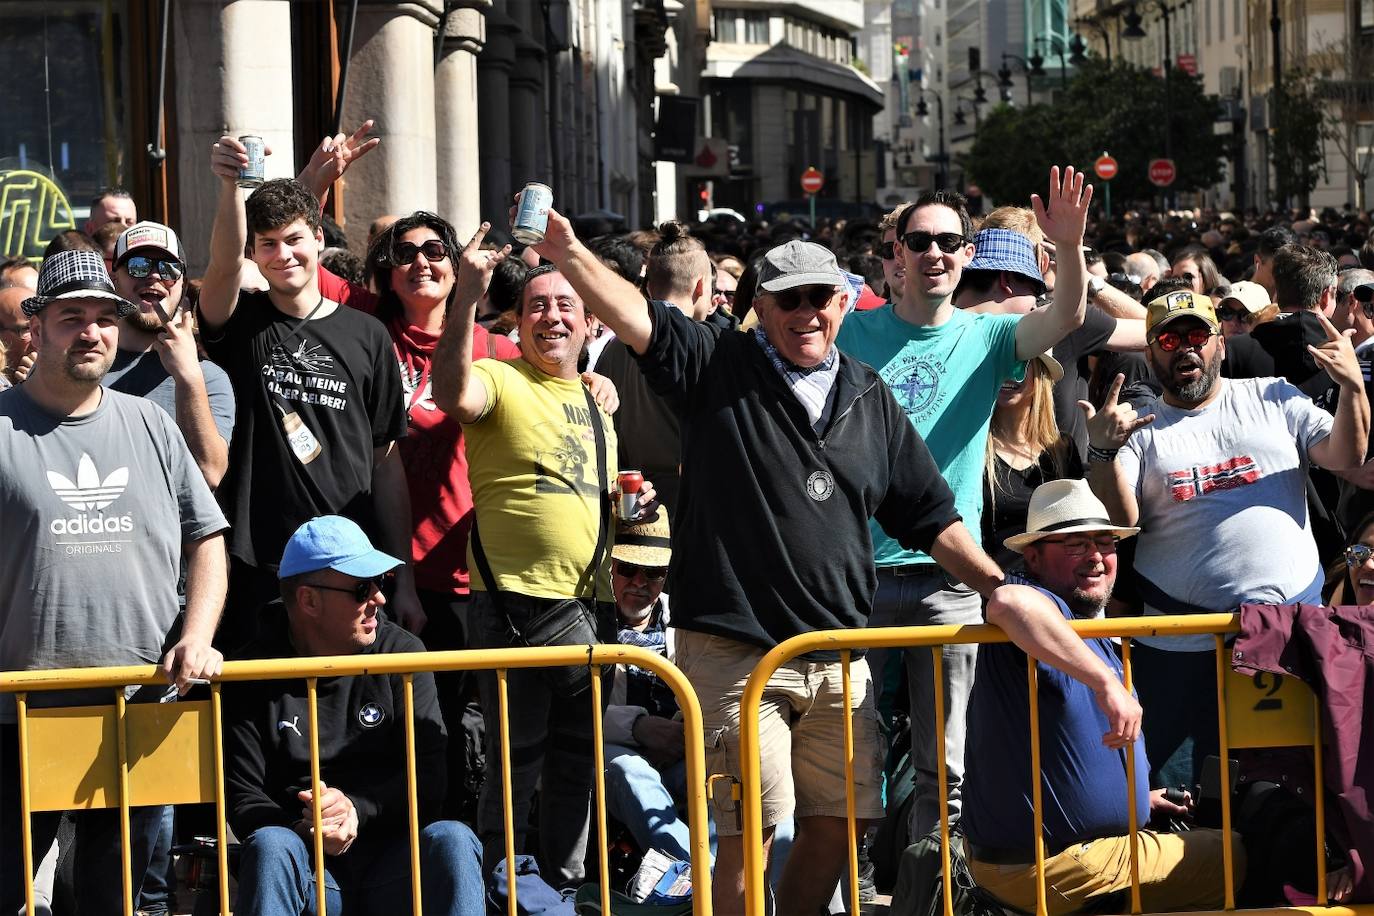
[124,255,184,281]
[1346,544,1374,567]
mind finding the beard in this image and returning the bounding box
[125,309,166,334]
[1158,349,1222,403]
[62,346,114,382]
[1066,588,1109,619]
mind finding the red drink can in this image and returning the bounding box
[617,470,644,519]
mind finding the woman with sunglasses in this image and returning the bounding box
[1325,511,1374,604]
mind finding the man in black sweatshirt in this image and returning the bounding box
[517,207,1005,916]
[223,516,483,915]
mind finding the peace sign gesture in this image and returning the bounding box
[1308,310,1364,392]
[1031,165,1093,249]
[454,222,513,307]
[1080,373,1155,451]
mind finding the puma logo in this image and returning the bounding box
[278,715,301,737]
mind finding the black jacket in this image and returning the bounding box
[634,300,959,649]
[222,610,447,861]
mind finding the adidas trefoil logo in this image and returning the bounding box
[47,454,129,511]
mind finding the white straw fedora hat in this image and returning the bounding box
[1004,479,1140,554]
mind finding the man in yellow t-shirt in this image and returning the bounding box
[431,225,618,888]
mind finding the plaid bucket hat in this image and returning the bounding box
[966,228,1046,294]
[21,249,138,318]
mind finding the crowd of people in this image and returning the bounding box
[1,122,1373,916]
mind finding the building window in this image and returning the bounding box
[714,9,737,42]
[744,11,769,44]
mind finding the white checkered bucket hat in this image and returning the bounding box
[22,249,138,318]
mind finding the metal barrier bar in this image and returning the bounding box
[17,692,35,916]
[497,668,518,916]
[307,678,328,916]
[931,648,954,916]
[0,645,713,916]
[591,666,613,916]
[841,651,860,911]
[1215,636,1236,910]
[403,673,423,916]
[1123,638,1142,914]
[1314,690,1328,904]
[211,683,231,916]
[115,688,134,916]
[1027,658,1048,916]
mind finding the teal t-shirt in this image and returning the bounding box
[836,304,1024,566]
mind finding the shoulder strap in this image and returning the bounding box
[576,385,612,601]
[484,329,499,360]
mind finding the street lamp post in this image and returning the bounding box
[1031,37,1070,91]
[915,91,949,190]
[1074,17,1112,63]
[999,55,1034,107]
[1124,1,1176,202]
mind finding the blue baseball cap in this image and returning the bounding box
[279,516,403,579]
[965,228,1046,294]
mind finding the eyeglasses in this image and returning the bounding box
[901,231,967,255]
[1151,327,1216,352]
[1345,544,1374,566]
[879,240,897,260]
[713,287,736,303]
[394,240,449,264]
[123,255,184,282]
[1173,270,1198,284]
[1037,533,1120,557]
[614,560,668,582]
[302,576,388,602]
[772,286,837,312]
[1214,306,1252,323]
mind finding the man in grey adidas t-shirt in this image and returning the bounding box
[0,250,229,916]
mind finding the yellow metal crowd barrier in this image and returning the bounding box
[0,645,714,916]
[736,614,1353,916]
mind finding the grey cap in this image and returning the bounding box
[757,240,845,293]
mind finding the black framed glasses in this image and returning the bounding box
[394,240,449,264]
[303,576,388,602]
[1345,544,1374,567]
[901,231,967,255]
[773,286,838,312]
[878,240,897,260]
[123,255,184,281]
[1215,306,1252,323]
[1037,534,1120,557]
[614,560,668,582]
[1152,327,1216,352]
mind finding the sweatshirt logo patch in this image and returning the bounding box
[358,703,385,728]
[806,470,835,502]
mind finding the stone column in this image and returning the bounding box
[476,5,518,229]
[508,35,546,188]
[173,0,294,275]
[339,0,444,251]
[435,2,490,238]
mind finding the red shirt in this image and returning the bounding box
[325,266,520,594]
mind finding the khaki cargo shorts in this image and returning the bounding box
[674,629,886,837]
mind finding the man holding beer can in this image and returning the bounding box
[518,197,1004,914]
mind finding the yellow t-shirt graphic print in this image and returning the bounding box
[464,359,617,600]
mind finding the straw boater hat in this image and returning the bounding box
[610,514,672,567]
[1003,479,1140,554]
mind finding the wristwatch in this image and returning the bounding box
[1087,276,1105,300]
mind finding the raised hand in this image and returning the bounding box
[1309,310,1363,391]
[210,135,269,184]
[1079,373,1155,450]
[507,194,578,264]
[1031,165,1094,248]
[455,222,512,306]
[298,120,381,199]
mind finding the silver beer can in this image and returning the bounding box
[512,182,553,245]
[238,135,266,189]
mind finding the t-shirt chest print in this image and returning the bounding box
[1166,455,1261,502]
[46,452,135,553]
[880,348,948,425]
[263,336,351,411]
[534,399,600,498]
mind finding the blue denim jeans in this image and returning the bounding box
[604,743,695,862]
[234,821,484,915]
[866,566,982,840]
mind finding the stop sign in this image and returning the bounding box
[1094,154,1118,181]
[1148,158,1177,187]
[800,167,824,195]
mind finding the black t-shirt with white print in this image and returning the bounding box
[203,291,407,569]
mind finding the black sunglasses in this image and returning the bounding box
[123,255,184,281]
[1152,327,1216,352]
[879,240,897,260]
[303,576,388,602]
[772,286,837,312]
[902,231,967,255]
[1214,306,1252,323]
[614,560,668,582]
[394,240,449,264]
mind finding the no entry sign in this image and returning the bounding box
[1148,158,1177,187]
[1094,154,1118,180]
[800,167,824,194]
